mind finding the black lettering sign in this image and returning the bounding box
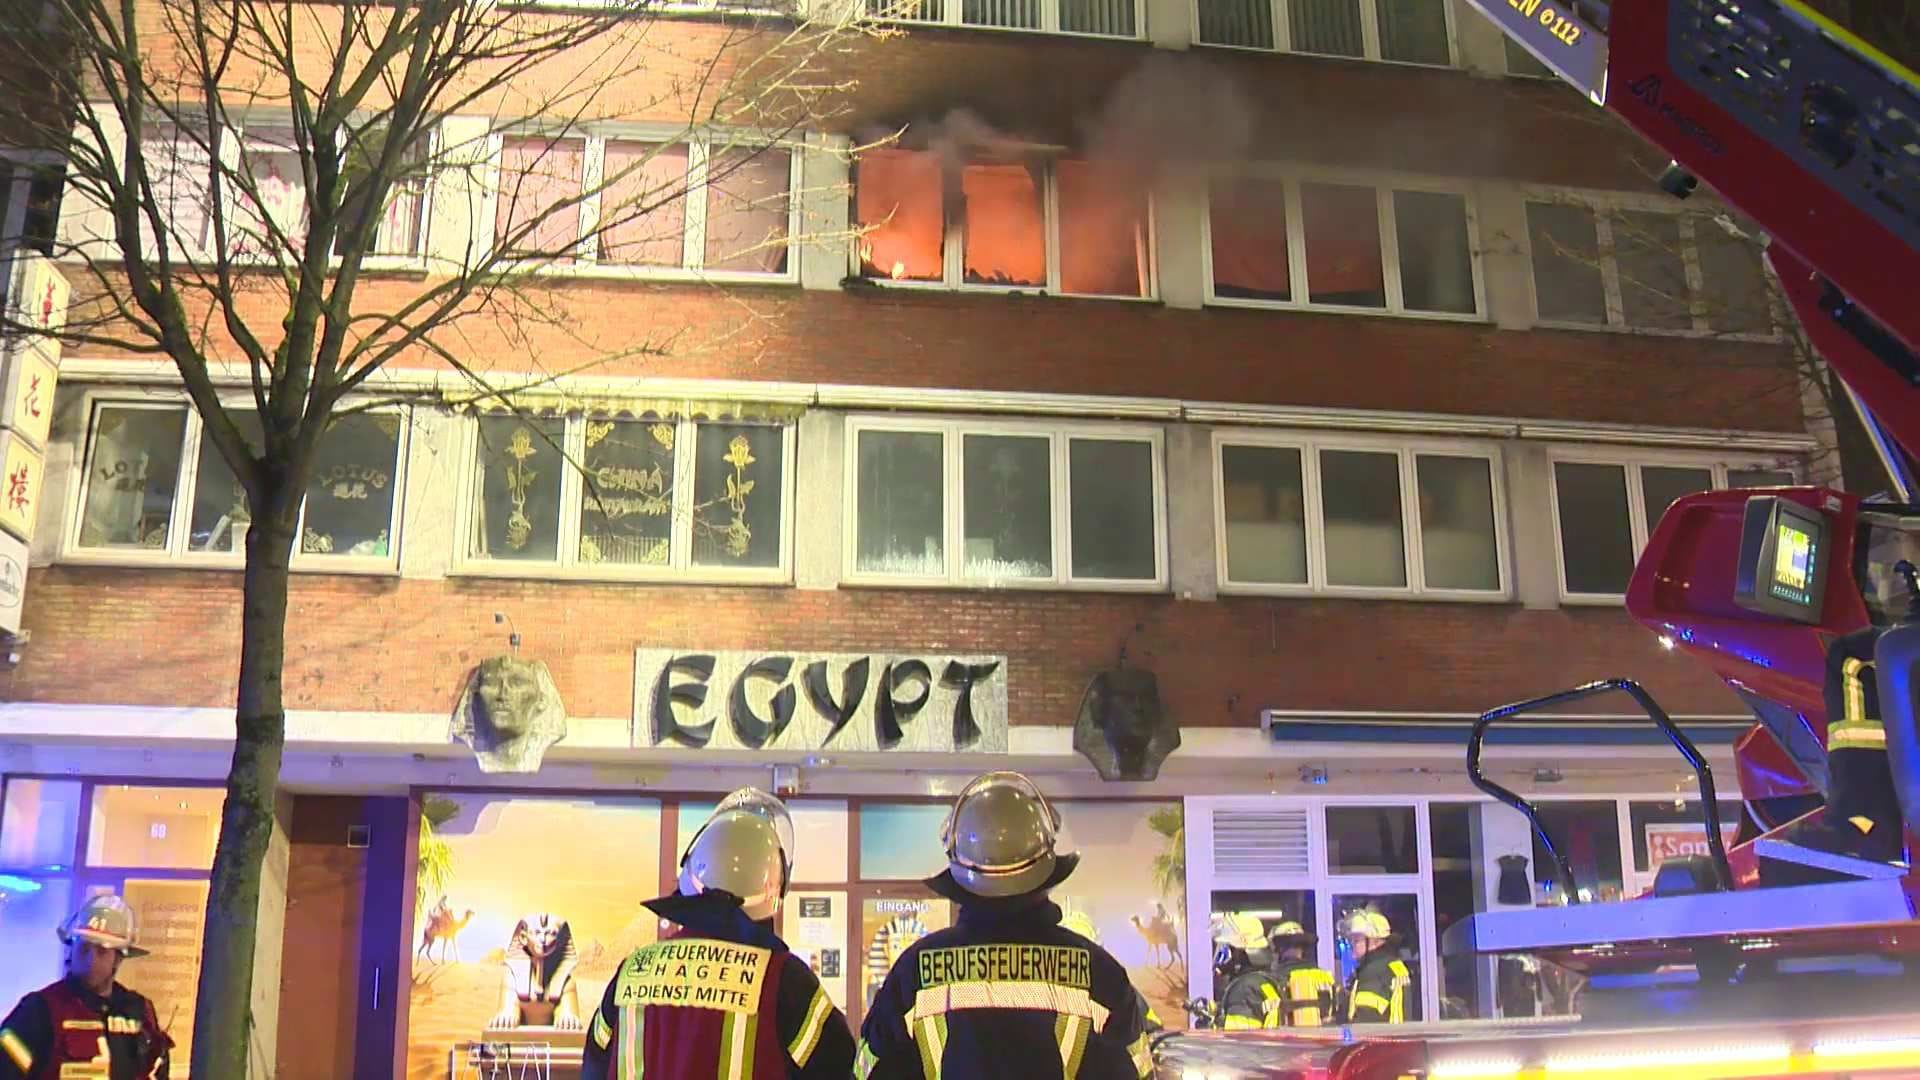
[942,660,1000,749]
[653,654,717,748]
[800,897,831,918]
[804,658,870,747]
[729,656,796,750]
[876,660,931,749]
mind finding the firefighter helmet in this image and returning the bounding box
[678,790,793,920]
[1211,911,1269,952]
[57,895,149,958]
[937,771,1076,898]
[1340,909,1392,940]
[1269,919,1314,943]
[1060,909,1101,944]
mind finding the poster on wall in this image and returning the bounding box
[858,897,952,1013]
[1645,821,1741,870]
[117,879,208,1072]
[1048,801,1188,1031]
[407,794,662,1080]
[781,890,849,1012]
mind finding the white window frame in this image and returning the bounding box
[450,412,798,584]
[1520,188,1782,341]
[484,126,803,285]
[1201,167,1487,321]
[855,157,1158,301]
[1212,430,1510,601]
[1546,447,1801,605]
[842,415,1169,592]
[61,390,411,575]
[1191,0,1457,66]
[867,0,1146,41]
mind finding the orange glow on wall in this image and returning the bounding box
[856,149,945,281]
[1208,178,1292,301]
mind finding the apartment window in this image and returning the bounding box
[1216,434,1506,597]
[1207,175,1481,318]
[869,0,1140,38]
[1525,198,1776,336]
[847,419,1166,588]
[1196,0,1453,64]
[855,150,1152,298]
[67,399,408,568]
[462,413,793,578]
[1551,456,1798,599]
[0,153,62,258]
[494,133,794,277]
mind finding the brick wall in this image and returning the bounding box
[7,566,1742,724]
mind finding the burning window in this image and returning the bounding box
[600,141,689,267]
[961,162,1045,287]
[857,149,945,282]
[1208,177,1291,302]
[1057,160,1149,297]
[496,136,584,261]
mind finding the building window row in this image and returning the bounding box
[1195,0,1453,65]
[871,0,1142,38]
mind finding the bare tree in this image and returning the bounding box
[0,0,876,1070]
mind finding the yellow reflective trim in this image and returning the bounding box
[787,988,833,1066]
[1844,657,1873,724]
[0,1028,31,1071]
[1257,983,1279,1000]
[855,1041,879,1080]
[1830,721,1887,749]
[591,1008,612,1050]
[1351,990,1391,1016]
[913,1014,947,1078]
[1128,1032,1154,1079]
[1056,1011,1090,1078]
[1851,815,1878,834]
[1388,960,1409,979]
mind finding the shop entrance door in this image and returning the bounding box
[849,885,954,1029]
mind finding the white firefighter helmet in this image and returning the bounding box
[1059,909,1101,944]
[937,771,1077,898]
[1210,911,1269,952]
[678,789,794,920]
[57,894,148,958]
[1340,909,1392,941]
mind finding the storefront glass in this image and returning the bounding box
[1208,888,1316,1009]
[857,803,948,880]
[87,784,225,869]
[0,778,81,870]
[1627,799,1742,893]
[1426,802,1481,1020]
[677,798,850,883]
[1529,800,1624,903]
[1326,805,1420,875]
[1331,893,1423,1023]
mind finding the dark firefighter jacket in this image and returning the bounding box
[581,891,854,1080]
[1824,624,1905,842]
[1218,968,1282,1030]
[856,895,1153,1080]
[1344,948,1410,1025]
[0,978,172,1080]
[1272,959,1336,1028]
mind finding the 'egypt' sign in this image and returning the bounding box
[632,649,1008,754]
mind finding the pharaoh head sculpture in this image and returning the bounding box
[453,656,568,773]
[1073,667,1180,782]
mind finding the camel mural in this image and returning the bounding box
[417,899,476,964]
[1130,902,1183,969]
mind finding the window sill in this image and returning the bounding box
[1205,295,1488,324]
[1189,40,1459,71]
[1530,317,1784,344]
[869,17,1146,43]
[512,263,801,287]
[1559,591,1627,607]
[448,561,792,587]
[840,572,1168,594]
[1218,581,1511,602]
[57,551,402,577]
[850,278,1160,304]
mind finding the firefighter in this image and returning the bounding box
[856,771,1154,1079]
[0,894,173,1080]
[1210,912,1282,1030]
[581,788,854,1080]
[1339,909,1410,1025]
[1061,910,1163,1033]
[1267,921,1335,1028]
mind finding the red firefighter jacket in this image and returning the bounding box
[581,892,853,1080]
[0,978,172,1080]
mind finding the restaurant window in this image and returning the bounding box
[1331,893,1424,1022]
[1196,0,1454,65]
[494,133,795,277]
[68,398,409,571]
[1208,175,1482,318]
[1551,455,1800,600]
[848,419,1166,588]
[463,413,794,580]
[1525,196,1777,337]
[1216,434,1506,598]
[855,149,1152,299]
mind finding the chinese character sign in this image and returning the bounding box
[2,346,57,448]
[7,252,70,338]
[0,431,45,542]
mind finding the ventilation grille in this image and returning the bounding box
[1211,807,1311,876]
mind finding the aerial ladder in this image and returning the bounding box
[1157,1,1920,1076]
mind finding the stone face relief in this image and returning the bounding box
[453,655,568,773]
[1073,667,1180,782]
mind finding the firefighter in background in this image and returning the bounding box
[1339,910,1410,1025]
[0,894,173,1080]
[1210,913,1283,1030]
[1267,921,1335,1028]
[1060,909,1163,1033]
[581,788,854,1080]
[857,771,1155,1079]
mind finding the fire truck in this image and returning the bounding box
[1156,1,1920,1076]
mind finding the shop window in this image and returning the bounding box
[464,414,793,579]
[677,799,850,883]
[1053,801,1189,1029]
[495,132,794,277]
[1332,894,1423,1022]
[1326,806,1418,875]
[859,895,952,1012]
[86,784,224,870]
[857,804,950,880]
[0,778,81,871]
[70,399,409,570]
[119,879,209,1068]
[1528,801,1623,903]
[405,794,661,1078]
[1207,175,1482,318]
[1426,803,1481,1020]
[1628,799,1742,887]
[1210,888,1317,1003]
[1216,435,1506,598]
[855,150,1152,299]
[0,876,73,1016]
[849,420,1166,589]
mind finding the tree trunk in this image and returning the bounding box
[189,488,296,1079]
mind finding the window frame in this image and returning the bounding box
[1211,429,1511,601]
[1520,188,1782,341]
[1201,167,1487,321]
[1190,0,1458,66]
[866,0,1147,41]
[449,411,798,584]
[485,126,804,285]
[1546,447,1801,604]
[60,389,411,576]
[853,156,1159,301]
[841,415,1170,592]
